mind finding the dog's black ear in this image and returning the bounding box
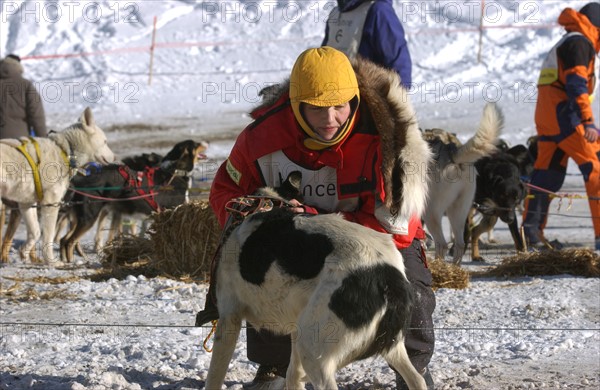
[506,145,528,161]
[276,171,303,202]
[286,171,302,192]
[163,140,193,162]
[507,144,534,176]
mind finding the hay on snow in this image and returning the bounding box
[479,248,599,278]
[428,258,470,290]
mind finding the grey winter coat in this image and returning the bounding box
[0,57,47,139]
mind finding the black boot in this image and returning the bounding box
[242,365,287,390]
[195,297,219,326]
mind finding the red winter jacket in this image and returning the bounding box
[209,93,424,249]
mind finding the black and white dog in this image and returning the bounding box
[205,173,426,390]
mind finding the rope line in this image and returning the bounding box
[525,182,600,201]
[69,187,157,202]
[0,189,210,211]
[1,322,598,333]
[20,22,561,62]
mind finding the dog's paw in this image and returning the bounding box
[472,256,486,262]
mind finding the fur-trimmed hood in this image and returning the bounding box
[255,57,431,220]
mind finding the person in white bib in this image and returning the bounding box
[323,0,413,89]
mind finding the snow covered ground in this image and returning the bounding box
[1,1,599,389]
[1,192,598,390]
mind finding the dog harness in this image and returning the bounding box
[117,166,161,212]
[224,195,291,223]
[13,137,70,202]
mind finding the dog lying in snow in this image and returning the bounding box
[422,103,501,264]
[205,172,426,390]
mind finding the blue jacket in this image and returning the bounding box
[323,0,412,88]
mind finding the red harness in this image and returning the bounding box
[118,166,161,212]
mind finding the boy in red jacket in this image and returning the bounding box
[199,47,435,389]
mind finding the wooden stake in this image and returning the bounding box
[477,0,485,64]
[148,16,157,86]
[520,226,528,252]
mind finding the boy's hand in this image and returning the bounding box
[287,199,318,215]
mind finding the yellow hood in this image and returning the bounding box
[290,47,360,150]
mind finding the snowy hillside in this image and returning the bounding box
[1,1,599,389]
[2,0,598,158]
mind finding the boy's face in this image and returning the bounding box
[302,102,352,141]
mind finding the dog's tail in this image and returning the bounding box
[452,103,502,165]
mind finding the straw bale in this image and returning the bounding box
[428,258,470,290]
[148,200,221,280]
[96,234,157,280]
[480,248,599,278]
[100,234,155,267]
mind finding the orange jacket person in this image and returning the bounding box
[523,3,600,251]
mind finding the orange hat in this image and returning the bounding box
[289,47,360,150]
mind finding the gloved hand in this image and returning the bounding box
[374,205,409,235]
[583,123,599,143]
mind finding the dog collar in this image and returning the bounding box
[49,132,77,172]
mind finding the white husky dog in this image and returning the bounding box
[422,103,501,264]
[0,107,115,263]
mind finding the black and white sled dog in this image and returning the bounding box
[422,103,501,264]
[205,172,426,390]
